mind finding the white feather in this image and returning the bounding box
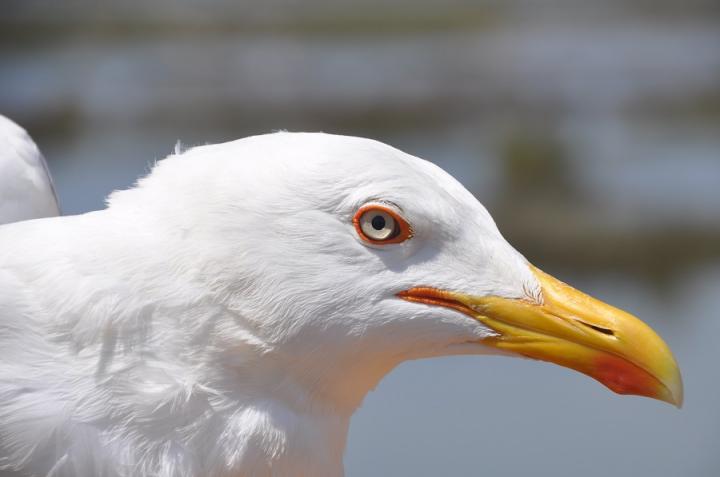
[0,132,538,476]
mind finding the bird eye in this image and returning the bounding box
[353,204,412,245]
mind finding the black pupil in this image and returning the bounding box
[371,215,386,230]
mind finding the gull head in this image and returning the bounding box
[108,132,682,411]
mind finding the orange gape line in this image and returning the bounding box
[353,204,413,245]
[397,287,476,317]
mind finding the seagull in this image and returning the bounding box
[0,132,682,477]
[0,115,60,225]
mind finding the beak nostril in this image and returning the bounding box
[578,321,616,337]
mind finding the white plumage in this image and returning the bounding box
[0,132,533,476]
[0,131,681,477]
[0,115,59,224]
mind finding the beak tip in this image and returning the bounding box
[664,393,683,409]
[648,360,683,408]
[660,390,683,409]
[658,351,684,408]
[667,373,684,409]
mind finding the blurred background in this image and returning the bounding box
[1,0,719,475]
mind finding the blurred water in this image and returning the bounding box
[3,22,718,223]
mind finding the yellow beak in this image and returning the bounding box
[398,265,683,407]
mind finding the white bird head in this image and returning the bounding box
[107,132,681,412]
[0,131,682,476]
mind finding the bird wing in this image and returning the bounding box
[0,115,60,225]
